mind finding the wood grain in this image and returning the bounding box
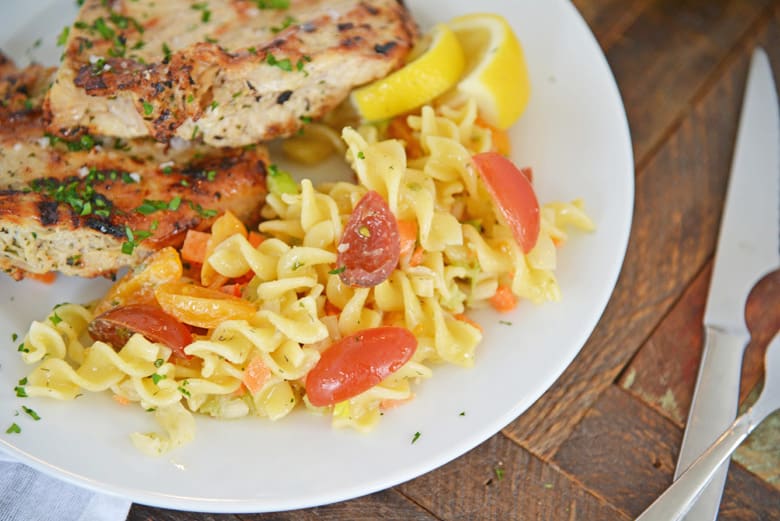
[605,0,775,165]
[128,490,439,521]
[397,433,628,521]
[552,385,780,520]
[619,268,780,425]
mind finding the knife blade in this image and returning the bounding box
[674,47,780,521]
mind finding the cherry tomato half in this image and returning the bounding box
[305,326,417,407]
[337,191,400,287]
[472,152,540,253]
[88,304,192,356]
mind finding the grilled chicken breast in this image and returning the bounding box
[46,0,417,147]
[0,58,268,280]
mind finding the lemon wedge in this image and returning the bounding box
[351,24,465,121]
[447,13,531,129]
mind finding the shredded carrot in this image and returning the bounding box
[324,300,341,316]
[25,271,57,284]
[489,285,518,313]
[231,383,248,398]
[379,395,415,411]
[409,246,425,267]
[476,116,511,157]
[242,355,270,395]
[454,313,483,332]
[219,283,244,298]
[386,115,423,159]
[397,219,418,259]
[206,273,231,290]
[382,310,405,326]
[181,230,211,264]
[112,394,130,406]
[248,231,265,248]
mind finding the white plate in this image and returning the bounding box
[0,0,633,513]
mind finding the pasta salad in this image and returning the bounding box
[14,99,593,455]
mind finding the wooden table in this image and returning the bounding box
[127,1,780,519]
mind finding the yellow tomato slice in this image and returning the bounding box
[155,281,257,329]
[93,247,183,315]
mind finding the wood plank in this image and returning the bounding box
[127,506,240,521]
[552,385,780,519]
[619,268,780,425]
[396,433,628,521]
[128,489,439,521]
[571,0,651,50]
[502,12,765,460]
[607,0,775,165]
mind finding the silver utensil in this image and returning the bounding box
[636,331,780,521]
[674,47,780,521]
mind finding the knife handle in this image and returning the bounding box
[674,326,749,521]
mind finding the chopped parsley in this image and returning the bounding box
[255,0,289,9]
[14,377,28,398]
[11,333,18,342]
[357,151,365,160]
[162,42,172,61]
[6,423,21,434]
[135,196,181,215]
[494,466,505,481]
[187,200,218,218]
[151,373,165,385]
[22,406,41,421]
[121,221,157,255]
[57,26,70,46]
[29,167,115,219]
[154,358,164,368]
[142,100,154,116]
[266,53,292,72]
[328,266,346,275]
[411,431,421,444]
[49,309,63,326]
[271,15,296,33]
[499,320,513,326]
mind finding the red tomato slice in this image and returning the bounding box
[305,326,417,407]
[88,304,193,357]
[337,190,400,287]
[472,152,540,253]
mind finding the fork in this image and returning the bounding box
[636,330,780,521]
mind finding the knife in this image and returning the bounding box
[673,47,780,521]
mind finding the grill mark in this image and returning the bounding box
[38,201,59,226]
[276,90,293,104]
[374,41,398,55]
[85,217,126,238]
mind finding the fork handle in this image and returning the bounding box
[636,407,762,521]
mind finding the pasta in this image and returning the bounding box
[15,99,594,455]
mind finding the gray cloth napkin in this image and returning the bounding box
[0,450,131,521]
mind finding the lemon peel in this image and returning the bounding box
[351,24,465,122]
